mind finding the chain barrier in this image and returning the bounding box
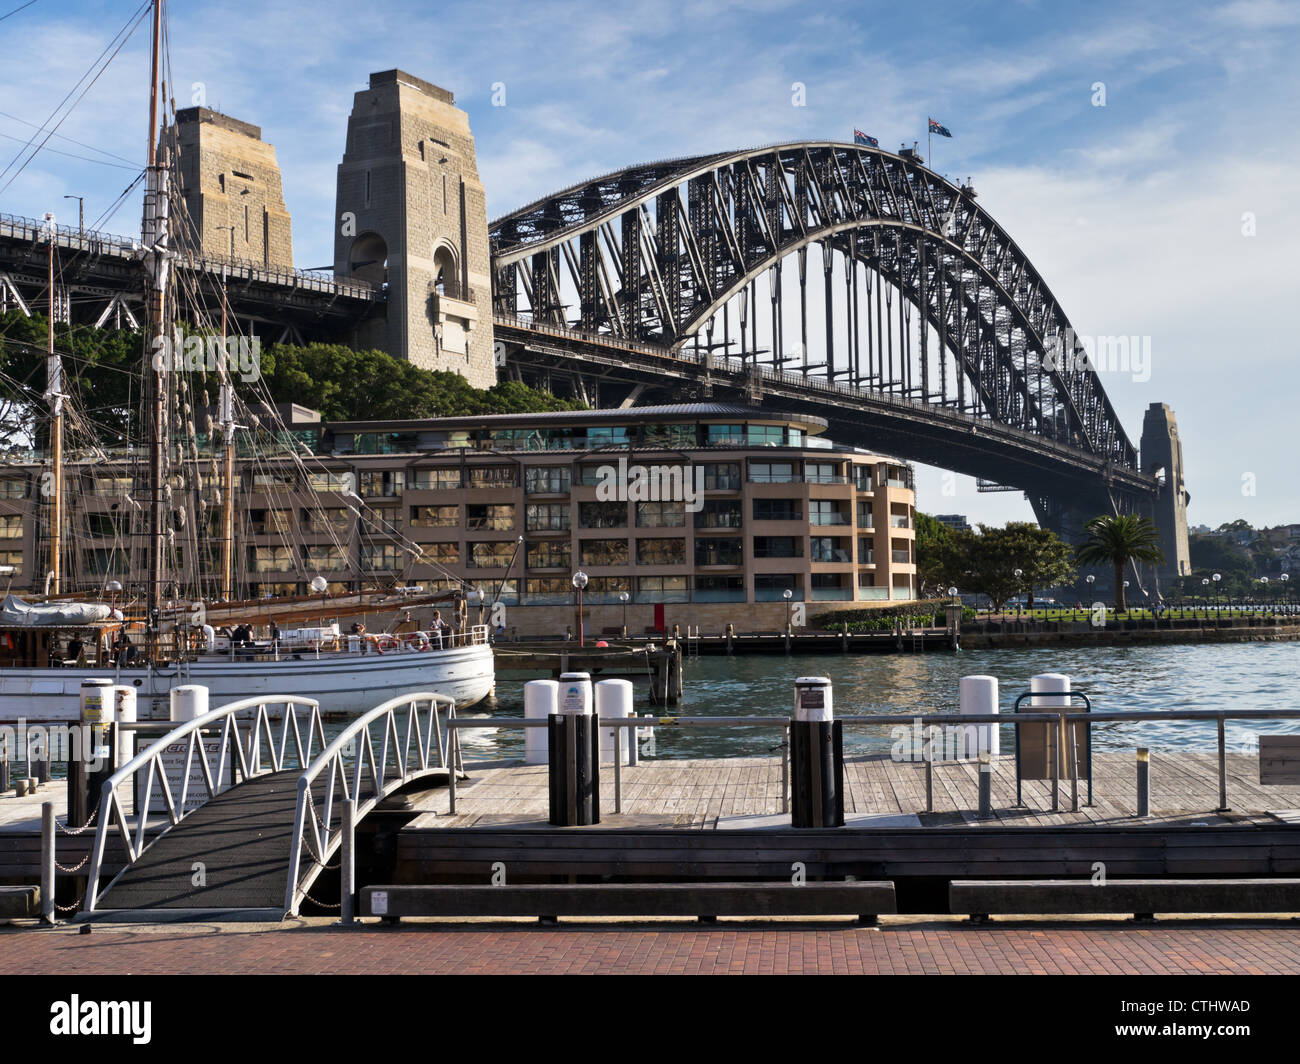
[299,888,341,911]
[55,854,90,874]
[55,806,98,836]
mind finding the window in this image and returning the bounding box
[636,538,685,565]
[0,478,26,499]
[749,461,797,483]
[694,537,742,566]
[854,466,874,492]
[408,468,461,490]
[575,465,607,486]
[857,501,875,528]
[0,550,21,574]
[410,505,458,528]
[525,577,572,598]
[301,508,351,534]
[805,462,841,484]
[250,509,293,535]
[753,536,801,558]
[304,546,349,571]
[579,501,626,529]
[359,470,405,498]
[305,471,353,493]
[525,503,570,532]
[755,574,800,600]
[809,500,848,526]
[257,471,300,491]
[526,540,571,569]
[858,538,875,564]
[695,500,742,529]
[810,537,851,563]
[362,544,404,570]
[694,575,744,602]
[636,575,688,602]
[525,467,571,494]
[752,499,800,522]
[468,466,517,488]
[702,463,741,490]
[746,424,784,447]
[419,542,459,564]
[468,542,516,568]
[84,513,122,539]
[467,504,515,531]
[82,548,127,576]
[360,506,399,535]
[251,546,296,573]
[635,501,685,528]
[579,538,628,566]
[642,424,697,448]
[588,575,630,596]
[706,424,744,446]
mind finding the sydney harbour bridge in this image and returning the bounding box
[0,76,1190,577]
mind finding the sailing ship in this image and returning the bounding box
[0,1,494,721]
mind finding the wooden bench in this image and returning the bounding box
[0,885,39,919]
[361,882,896,924]
[950,878,1300,920]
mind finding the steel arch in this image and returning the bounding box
[490,142,1137,470]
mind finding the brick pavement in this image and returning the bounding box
[3,919,1299,975]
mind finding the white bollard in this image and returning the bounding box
[793,676,834,721]
[112,685,137,769]
[170,684,209,723]
[523,680,558,765]
[557,672,593,715]
[957,675,999,758]
[1030,672,1071,708]
[595,679,633,764]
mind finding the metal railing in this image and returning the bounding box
[284,691,458,916]
[83,695,324,913]
[442,702,1300,821]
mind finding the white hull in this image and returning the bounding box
[0,644,495,722]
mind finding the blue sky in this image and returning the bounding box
[2,0,1298,528]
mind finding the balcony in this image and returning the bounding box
[889,515,910,528]
[811,587,853,601]
[892,550,912,564]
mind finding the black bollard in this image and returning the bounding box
[548,673,600,826]
[790,677,844,828]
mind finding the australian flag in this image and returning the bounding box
[928,117,953,138]
[854,129,879,147]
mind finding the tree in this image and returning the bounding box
[941,521,1076,612]
[1074,514,1165,612]
[914,512,958,598]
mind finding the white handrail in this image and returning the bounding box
[284,691,456,915]
[83,694,324,913]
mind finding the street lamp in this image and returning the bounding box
[1259,576,1269,613]
[572,570,588,647]
[619,589,629,638]
[783,586,793,632]
[1122,579,1130,615]
[63,195,84,241]
[1013,568,1023,617]
[1282,572,1290,614]
[1212,572,1222,614]
[1085,573,1095,617]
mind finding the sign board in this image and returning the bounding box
[135,735,229,815]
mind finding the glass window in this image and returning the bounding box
[752,499,801,521]
[304,545,349,571]
[252,546,297,573]
[635,501,686,528]
[468,466,517,488]
[809,500,848,526]
[636,538,685,565]
[83,513,121,539]
[857,501,875,527]
[579,501,627,529]
[810,537,851,563]
[636,575,689,602]
[0,477,26,499]
[301,508,351,533]
[408,468,461,490]
[466,504,515,531]
[418,542,459,564]
[525,503,570,532]
[746,424,784,447]
[82,548,128,576]
[359,470,405,497]
[706,424,744,446]
[702,463,741,490]
[526,540,571,569]
[642,424,697,448]
[579,538,628,566]
[694,537,742,566]
[249,509,293,535]
[858,537,875,563]
[694,575,745,602]
[410,505,458,528]
[854,465,873,491]
[805,462,841,484]
[525,466,571,494]
[360,506,399,534]
[362,544,404,570]
[303,471,353,493]
[749,461,797,483]
[753,536,802,558]
[694,500,741,529]
[467,542,516,568]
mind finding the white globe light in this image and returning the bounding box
[571,571,589,590]
[310,575,328,593]
[782,588,793,600]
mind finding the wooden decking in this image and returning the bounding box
[412,752,1300,830]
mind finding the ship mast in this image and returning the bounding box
[142,0,169,647]
[219,266,235,600]
[43,213,63,596]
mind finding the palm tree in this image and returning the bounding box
[1075,514,1165,613]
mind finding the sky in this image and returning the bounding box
[1,0,1298,528]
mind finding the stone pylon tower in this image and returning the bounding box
[170,108,294,268]
[333,70,496,387]
[1140,402,1192,579]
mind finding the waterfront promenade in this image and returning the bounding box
[3,919,1298,975]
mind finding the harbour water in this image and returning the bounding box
[472,642,1300,760]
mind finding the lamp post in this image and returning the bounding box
[1259,576,1269,614]
[1282,572,1290,614]
[1122,580,1130,616]
[1085,573,1095,618]
[1212,572,1222,615]
[783,586,793,632]
[1013,568,1023,618]
[572,570,588,647]
[62,195,84,241]
[619,589,629,639]
[1201,577,1209,616]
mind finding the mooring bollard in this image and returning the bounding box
[112,685,137,774]
[339,801,356,926]
[1136,747,1150,817]
[790,676,844,828]
[523,679,559,766]
[548,673,599,826]
[956,675,1000,760]
[41,800,55,925]
[595,679,633,766]
[69,679,114,831]
[978,753,992,819]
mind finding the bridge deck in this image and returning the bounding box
[94,770,307,911]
